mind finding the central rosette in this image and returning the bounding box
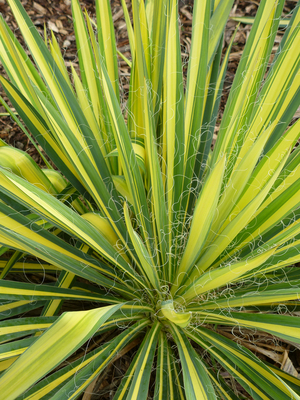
[157,300,191,328]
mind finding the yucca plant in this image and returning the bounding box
[0,0,299,398]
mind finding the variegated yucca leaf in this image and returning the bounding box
[0,0,299,398]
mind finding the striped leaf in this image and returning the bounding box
[188,327,300,400]
[0,0,299,398]
[0,279,120,304]
[0,304,122,400]
[51,320,149,400]
[170,324,217,400]
[180,247,275,302]
[123,321,160,400]
[153,332,185,400]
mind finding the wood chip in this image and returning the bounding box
[112,8,124,22]
[33,2,47,14]
[48,21,59,33]
[82,378,98,400]
[294,106,300,119]
[56,20,63,29]
[180,6,193,20]
[64,61,76,67]
[281,351,299,377]
[33,20,43,26]
[63,40,71,48]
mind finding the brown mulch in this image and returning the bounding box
[0,1,299,399]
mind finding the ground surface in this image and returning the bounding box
[0,0,299,398]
